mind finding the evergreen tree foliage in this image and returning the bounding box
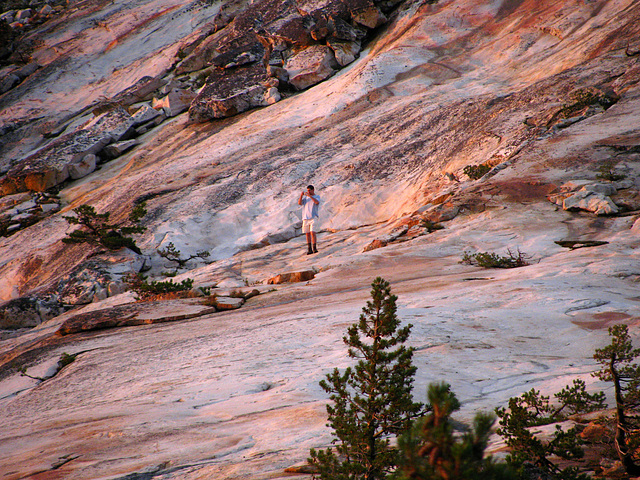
[309,277,424,480]
[593,324,640,475]
[394,382,516,480]
[63,203,147,254]
[495,380,606,480]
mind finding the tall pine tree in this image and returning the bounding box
[310,277,424,480]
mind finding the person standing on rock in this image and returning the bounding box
[299,185,320,255]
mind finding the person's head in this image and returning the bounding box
[307,185,315,194]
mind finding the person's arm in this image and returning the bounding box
[310,195,319,205]
[298,191,305,205]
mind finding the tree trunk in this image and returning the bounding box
[611,356,640,475]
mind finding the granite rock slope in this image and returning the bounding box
[0,0,640,478]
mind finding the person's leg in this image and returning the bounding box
[305,232,313,254]
[303,220,313,254]
[311,231,317,253]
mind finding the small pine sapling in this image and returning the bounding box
[157,241,210,268]
[309,277,425,480]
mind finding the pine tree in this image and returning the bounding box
[394,382,516,480]
[62,202,147,254]
[593,324,640,475]
[310,277,424,480]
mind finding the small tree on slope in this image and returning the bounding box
[593,324,640,475]
[309,277,424,480]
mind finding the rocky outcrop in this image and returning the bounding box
[0,295,63,329]
[189,64,276,121]
[547,180,636,216]
[56,299,217,335]
[267,270,315,284]
[186,0,401,121]
[0,192,60,237]
[0,107,140,195]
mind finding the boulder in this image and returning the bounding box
[112,76,167,106]
[40,4,53,15]
[189,64,276,121]
[285,45,339,90]
[264,87,281,105]
[102,139,138,159]
[40,202,60,214]
[68,154,97,180]
[267,270,315,284]
[131,104,163,126]
[327,38,361,66]
[346,0,386,28]
[267,65,289,83]
[83,106,136,142]
[107,281,127,297]
[563,190,619,215]
[215,296,245,310]
[14,9,33,21]
[153,88,196,117]
[0,73,21,94]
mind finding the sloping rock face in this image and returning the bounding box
[1,0,640,479]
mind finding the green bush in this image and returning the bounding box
[463,164,491,180]
[596,160,626,182]
[125,273,194,300]
[421,219,444,233]
[461,249,530,269]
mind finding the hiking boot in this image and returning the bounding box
[307,245,313,255]
[312,245,318,253]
